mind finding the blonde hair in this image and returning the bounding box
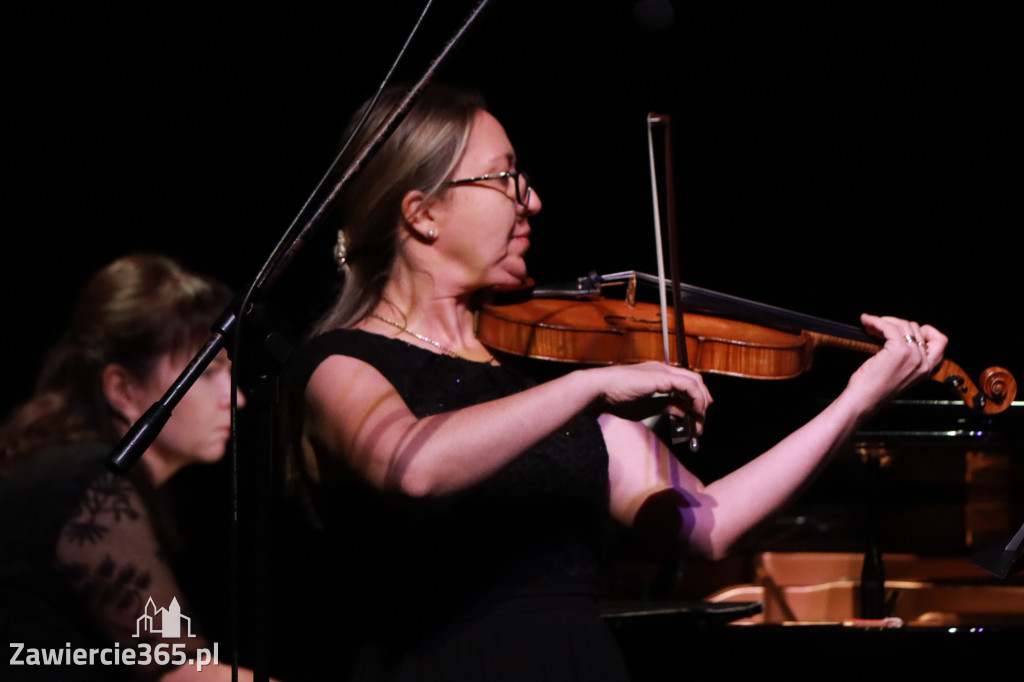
[313,84,485,333]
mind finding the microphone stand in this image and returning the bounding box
[106,0,492,474]
[105,1,495,679]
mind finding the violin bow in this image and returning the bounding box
[647,112,700,451]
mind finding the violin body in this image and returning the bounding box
[477,292,1018,415]
[479,296,820,379]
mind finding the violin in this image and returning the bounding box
[476,271,1018,415]
[477,113,1016,418]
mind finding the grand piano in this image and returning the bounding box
[600,396,1024,679]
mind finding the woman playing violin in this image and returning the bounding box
[282,83,946,681]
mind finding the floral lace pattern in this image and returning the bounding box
[55,471,209,673]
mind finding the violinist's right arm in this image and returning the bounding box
[302,355,709,497]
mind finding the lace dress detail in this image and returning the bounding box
[283,329,631,681]
[0,443,211,681]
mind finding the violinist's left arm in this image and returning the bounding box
[603,313,947,561]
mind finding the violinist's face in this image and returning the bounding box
[433,110,541,289]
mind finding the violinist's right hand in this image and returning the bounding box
[584,361,712,431]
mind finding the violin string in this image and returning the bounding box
[603,270,873,343]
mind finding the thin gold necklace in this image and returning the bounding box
[368,313,494,363]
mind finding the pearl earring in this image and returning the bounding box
[427,228,437,240]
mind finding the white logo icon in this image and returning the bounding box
[133,597,196,639]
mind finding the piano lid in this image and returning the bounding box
[853,399,1024,444]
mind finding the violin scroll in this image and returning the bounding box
[931,361,1017,414]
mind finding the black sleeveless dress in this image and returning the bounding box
[283,328,631,681]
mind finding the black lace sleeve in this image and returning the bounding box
[55,470,212,679]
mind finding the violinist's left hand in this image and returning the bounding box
[844,313,947,408]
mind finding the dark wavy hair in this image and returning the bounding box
[0,253,232,478]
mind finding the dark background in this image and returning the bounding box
[3,1,1023,675]
[2,1,1021,480]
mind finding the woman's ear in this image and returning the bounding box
[401,189,440,242]
[101,363,145,426]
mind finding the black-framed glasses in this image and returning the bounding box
[446,170,532,207]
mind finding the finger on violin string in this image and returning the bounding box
[906,322,938,365]
[867,315,927,348]
[917,325,948,368]
[901,322,920,345]
[860,313,908,342]
[903,333,928,354]
[909,321,925,346]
